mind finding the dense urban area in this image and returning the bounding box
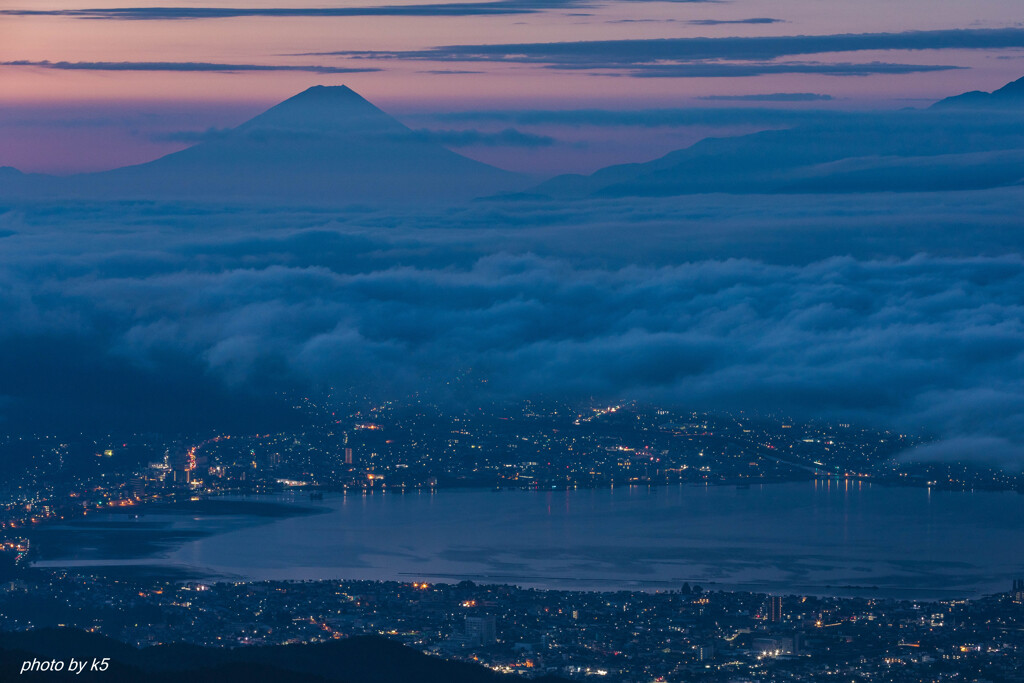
[2,572,1024,681]
[2,398,1020,538]
[1,399,1022,680]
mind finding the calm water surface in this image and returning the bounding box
[38,482,1024,598]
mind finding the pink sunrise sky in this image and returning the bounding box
[1,0,1023,174]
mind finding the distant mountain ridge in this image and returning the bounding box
[4,79,1023,205]
[526,75,1024,200]
[0,86,528,206]
[931,75,1024,109]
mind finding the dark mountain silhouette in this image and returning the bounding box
[529,76,1024,199]
[0,628,571,682]
[932,75,1024,109]
[0,86,528,205]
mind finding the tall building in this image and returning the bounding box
[465,615,497,646]
[171,450,191,484]
[1012,579,1024,604]
[344,447,353,465]
[768,595,784,623]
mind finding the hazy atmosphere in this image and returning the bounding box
[2,2,1024,679]
[3,0,1024,173]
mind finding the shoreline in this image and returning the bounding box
[25,483,1022,602]
[28,565,1004,603]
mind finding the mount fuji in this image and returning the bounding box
[0,86,528,205]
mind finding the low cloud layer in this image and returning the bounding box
[589,62,958,78]
[151,126,555,148]
[1,190,1023,469]
[419,107,855,127]
[4,57,953,79]
[699,93,833,102]
[687,18,783,26]
[407,128,556,147]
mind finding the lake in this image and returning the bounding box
[33,481,1024,599]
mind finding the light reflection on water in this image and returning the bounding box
[39,482,1024,599]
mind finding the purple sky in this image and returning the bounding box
[2,0,1024,174]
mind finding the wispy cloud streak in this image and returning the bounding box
[0,0,715,20]
[323,28,1024,77]
[1,60,379,74]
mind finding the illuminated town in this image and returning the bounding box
[0,400,1021,679]
[1,399,1020,565]
[2,571,1024,681]
[0,400,1009,514]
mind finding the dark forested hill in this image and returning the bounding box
[0,628,569,683]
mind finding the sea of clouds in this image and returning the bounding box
[1,189,1022,466]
